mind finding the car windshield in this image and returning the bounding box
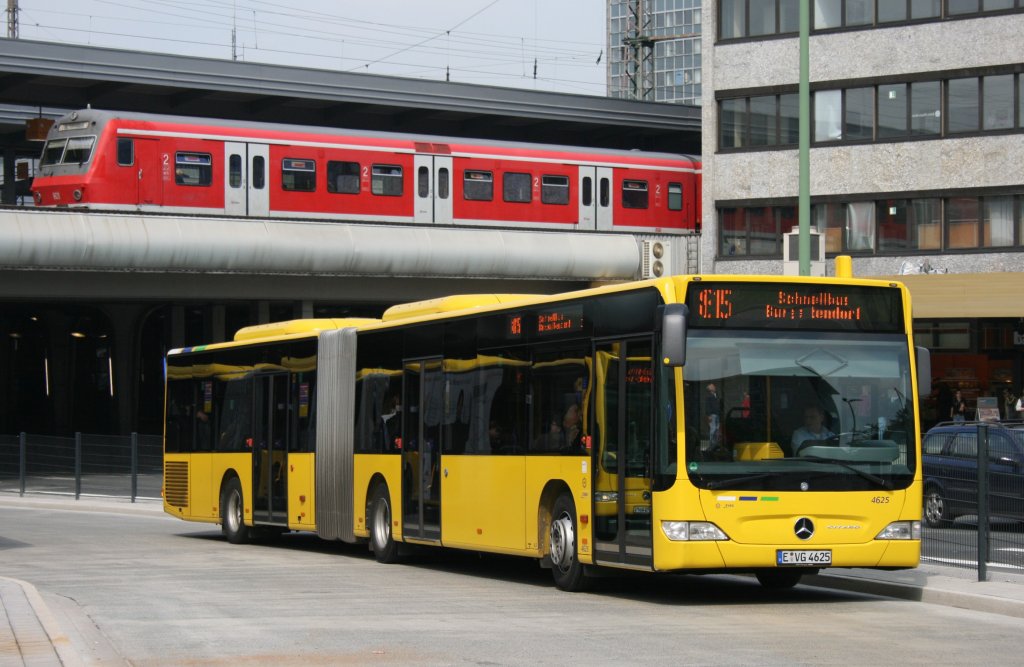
[684,330,916,491]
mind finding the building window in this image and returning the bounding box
[718,0,799,39]
[717,193,1024,259]
[723,70,1022,152]
[327,161,360,194]
[814,90,842,142]
[947,77,980,133]
[983,74,1014,131]
[983,196,1015,247]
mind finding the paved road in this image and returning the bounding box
[3,497,1024,666]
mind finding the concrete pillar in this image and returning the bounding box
[257,300,270,324]
[300,300,313,319]
[2,148,16,206]
[44,310,74,435]
[211,304,226,342]
[102,304,146,436]
[171,305,185,349]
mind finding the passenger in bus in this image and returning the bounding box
[791,405,835,454]
[705,383,721,445]
[377,393,402,452]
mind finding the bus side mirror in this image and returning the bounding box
[915,346,931,397]
[661,304,688,367]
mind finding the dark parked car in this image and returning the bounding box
[922,422,1024,528]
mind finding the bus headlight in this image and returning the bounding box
[594,491,618,503]
[661,521,728,542]
[875,521,921,540]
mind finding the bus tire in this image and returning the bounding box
[549,494,589,592]
[221,477,251,545]
[369,484,400,564]
[755,568,808,590]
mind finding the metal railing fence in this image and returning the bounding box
[921,422,1024,580]
[0,432,163,501]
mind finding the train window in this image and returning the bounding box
[599,178,610,207]
[252,156,265,189]
[541,175,570,205]
[371,165,403,196]
[117,138,134,167]
[229,154,242,188]
[327,161,359,194]
[668,182,683,211]
[282,158,316,192]
[503,172,531,203]
[582,176,593,207]
[418,166,430,197]
[175,152,213,187]
[438,168,450,199]
[41,139,67,166]
[622,180,649,209]
[63,136,96,165]
[463,170,493,201]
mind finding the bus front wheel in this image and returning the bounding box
[549,494,588,591]
[221,477,251,545]
[369,484,400,564]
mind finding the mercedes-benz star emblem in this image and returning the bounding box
[794,517,815,540]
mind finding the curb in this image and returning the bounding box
[807,572,1024,619]
[0,576,82,667]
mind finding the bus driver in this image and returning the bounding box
[791,405,835,454]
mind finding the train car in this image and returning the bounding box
[31,109,701,234]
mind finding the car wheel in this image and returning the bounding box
[924,486,950,528]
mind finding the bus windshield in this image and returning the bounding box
[683,330,916,492]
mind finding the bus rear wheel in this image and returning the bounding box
[369,484,400,564]
[221,477,251,545]
[550,494,588,591]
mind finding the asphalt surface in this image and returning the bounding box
[3,491,1024,666]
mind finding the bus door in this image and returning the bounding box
[401,358,442,541]
[134,138,164,207]
[413,154,453,224]
[579,166,613,231]
[592,338,654,569]
[252,371,289,526]
[224,142,270,217]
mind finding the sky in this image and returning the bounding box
[14,0,608,96]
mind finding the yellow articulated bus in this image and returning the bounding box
[163,274,929,591]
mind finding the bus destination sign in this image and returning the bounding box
[686,282,904,332]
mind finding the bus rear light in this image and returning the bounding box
[580,514,588,525]
[661,521,728,542]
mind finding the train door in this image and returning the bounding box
[401,358,442,541]
[592,338,654,570]
[224,143,270,217]
[134,138,164,207]
[596,167,614,230]
[413,155,453,224]
[578,166,613,230]
[252,372,289,526]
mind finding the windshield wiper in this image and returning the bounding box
[706,472,782,490]
[796,455,892,490]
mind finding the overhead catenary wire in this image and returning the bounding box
[18,0,606,93]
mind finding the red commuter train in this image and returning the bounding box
[31,109,700,234]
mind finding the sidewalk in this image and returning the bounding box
[3,492,1024,666]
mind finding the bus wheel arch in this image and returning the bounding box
[543,484,589,591]
[368,480,400,563]
[220,474,251,545]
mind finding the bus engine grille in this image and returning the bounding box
[164,461,189,508]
